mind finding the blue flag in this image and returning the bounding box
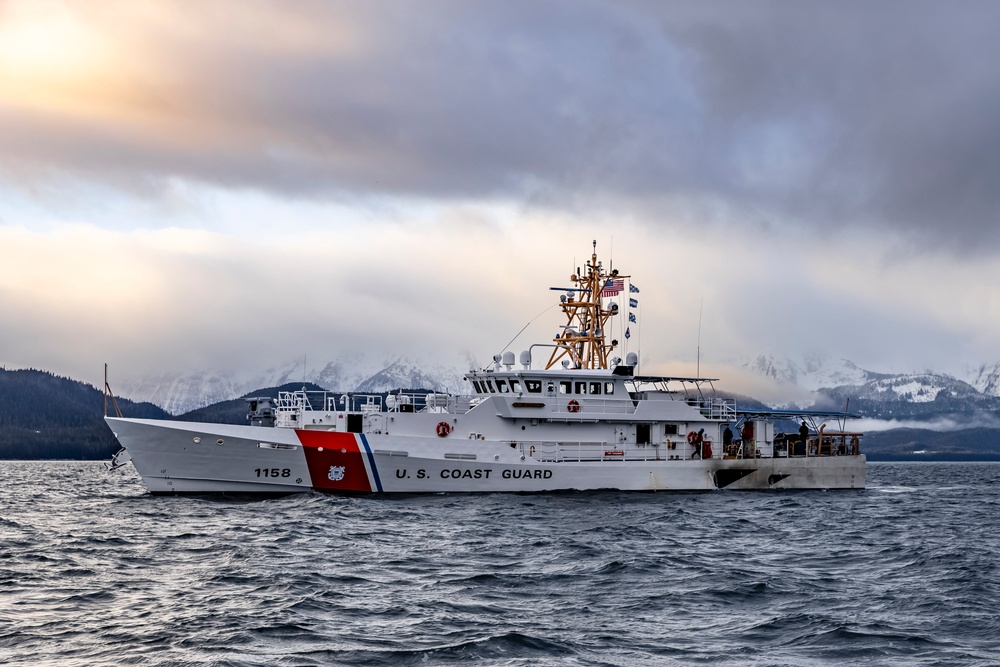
[629,297,638,308]
[629,284,640,293]
[625,327,631,340]
[629,312,636,323]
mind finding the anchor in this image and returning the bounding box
[105,448,132,472]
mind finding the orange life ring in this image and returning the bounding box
[687,431,698,444]
[436,421,451,437]
[567,399,580,413]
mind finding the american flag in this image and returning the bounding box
[601,279,624,297]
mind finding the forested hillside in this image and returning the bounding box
[0,368,169,459]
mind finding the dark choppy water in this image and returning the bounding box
[1,462,999,666]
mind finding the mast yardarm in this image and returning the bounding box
[545,241,628,370]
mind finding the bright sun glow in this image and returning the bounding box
[0,3,116,112]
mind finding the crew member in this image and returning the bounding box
[692,428,705,459]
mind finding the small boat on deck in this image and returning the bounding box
[106,243,865,493]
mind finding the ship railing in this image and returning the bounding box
[521,441,694,463]
[448,396,479,413]
[683,397,737,420]
[275,390,320,411]
[770,431,863,457]
[271,389,476,416]
[272,390,382,418]
[547,396,736,419]
[551,397,635,416]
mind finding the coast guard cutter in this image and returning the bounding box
[106,243,865,493]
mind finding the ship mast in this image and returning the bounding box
[545,241,628,370]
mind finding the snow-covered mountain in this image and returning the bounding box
[118,353,476,415]
[965,361,1000,398]
[744,352,868,390]
[744,353,1000,422]
[822,373,983,404]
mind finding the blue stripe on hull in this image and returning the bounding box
[358,434,383,492]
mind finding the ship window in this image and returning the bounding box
[665,424,678,435]
[486,380,497,393]
[510,379,521,393]
[575,381,587,394]
[525,380,542,394]
[472,380,483,393]
[559,381,571,394]
[605,382,615,395]
[496,379,509,393]
[589,382,602,395]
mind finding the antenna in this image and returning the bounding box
[697,297,703,378]
[495,303,559,359]
[103,363,123,418]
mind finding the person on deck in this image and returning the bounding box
[799,421,809,446]
[723,426,733,447]
[692,428,705,459]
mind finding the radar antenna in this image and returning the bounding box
[545,241,629,370]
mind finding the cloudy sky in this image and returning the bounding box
[2,0,999,398]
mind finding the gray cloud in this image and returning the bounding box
[659,2,1000,246]
[2,1,999,248]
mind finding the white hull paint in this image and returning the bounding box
[107,417,866,494]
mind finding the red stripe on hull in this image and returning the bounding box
[296,430,372,492]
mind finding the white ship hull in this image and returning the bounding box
[104,244,866,494]
[107,417,866,494]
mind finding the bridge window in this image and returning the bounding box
[473,380,484,393]
[559,381,571,394]
[496,379,509,393]
[605,382,615,395]
[575,381,587,394]
[486,380,497,393]
[525,379,542,393]
[589,382,602,395]
[510,379,521,393]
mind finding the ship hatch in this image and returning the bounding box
[714,469,755,488]
[347,414,363,433]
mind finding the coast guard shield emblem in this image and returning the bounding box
[328,465,346,482]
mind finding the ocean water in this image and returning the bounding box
[0,462,998,667]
